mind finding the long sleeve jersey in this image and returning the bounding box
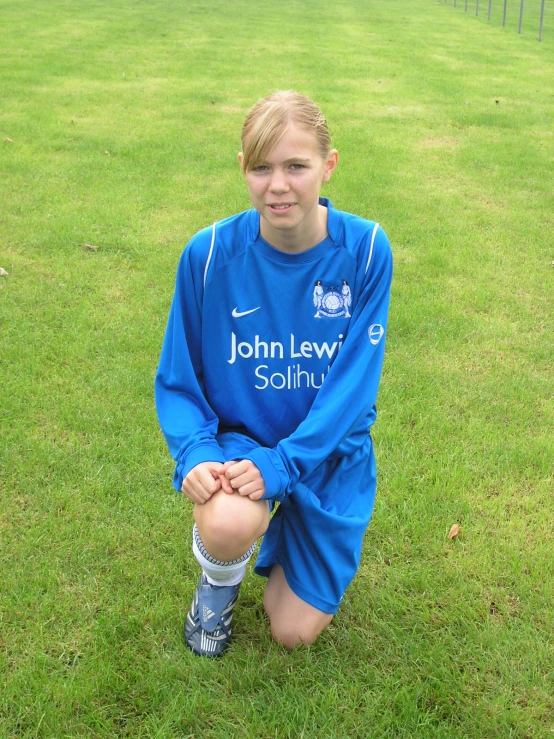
[155,198,393,502]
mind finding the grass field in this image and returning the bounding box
[1,0,553,737]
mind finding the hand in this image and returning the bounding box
[222,460,266,501]
[181,461,233,505]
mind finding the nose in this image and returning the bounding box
[269,168,289,194]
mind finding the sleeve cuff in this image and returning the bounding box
[172,442,226,492]
[242,447,290,502]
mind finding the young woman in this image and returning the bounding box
[155,91,393,657]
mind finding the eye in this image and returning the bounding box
[252,164,269,172]
[289,163,305,170]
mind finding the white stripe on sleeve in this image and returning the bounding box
[203,222,216,287]
[364,222,379,275]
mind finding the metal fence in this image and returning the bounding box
[445,0,548,41]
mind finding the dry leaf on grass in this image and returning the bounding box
[0,268,8,276]
[4,137,13,142]
[448,523,462,539]
[83,244,100,252]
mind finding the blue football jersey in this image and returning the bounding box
[155,198,392,501]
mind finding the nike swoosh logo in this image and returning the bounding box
[232,307,260,318]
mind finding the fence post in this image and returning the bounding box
[538,0,545,40]
[446,0,546,41]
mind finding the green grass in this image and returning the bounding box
[1,0,553,737]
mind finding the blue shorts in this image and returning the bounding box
[217,432,377,614]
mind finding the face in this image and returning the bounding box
[239,125,338,250]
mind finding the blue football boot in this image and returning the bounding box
[184,575,240,657]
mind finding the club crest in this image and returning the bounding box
[313,280,352,318]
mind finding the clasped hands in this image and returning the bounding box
[181,460,266,505]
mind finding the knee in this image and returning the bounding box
[195,491,269,550]
[270,624,319,650]
[268,618,326,650]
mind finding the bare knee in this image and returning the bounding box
[269,618,329,650]
[194,491,269,558]
[263,565,333,649]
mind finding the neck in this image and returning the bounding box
[260,203,328,254]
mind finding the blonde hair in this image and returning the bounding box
[240,91,332,172]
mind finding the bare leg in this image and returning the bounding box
[193,490,270,561]
[263,564,333,649]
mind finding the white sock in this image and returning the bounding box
[192,524,255,587]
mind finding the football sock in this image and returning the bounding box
[192,523,255,587]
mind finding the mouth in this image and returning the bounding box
[268,203,295,214]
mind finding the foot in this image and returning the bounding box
[184,575,240,657]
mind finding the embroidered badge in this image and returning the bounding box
[313,280,352,318]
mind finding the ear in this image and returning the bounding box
[237,151,245,173]
[321,149,339,183]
